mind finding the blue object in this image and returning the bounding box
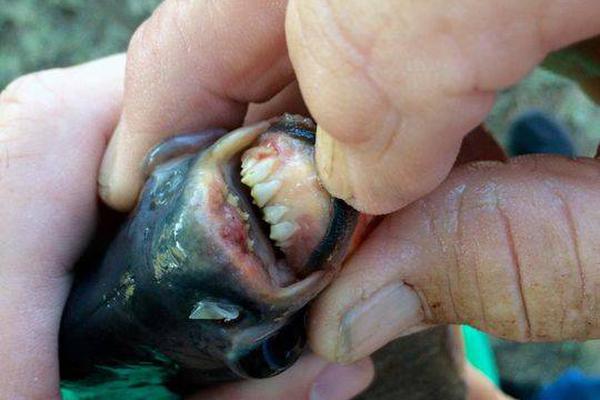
[537,368,600,400]
[507,110,575,157]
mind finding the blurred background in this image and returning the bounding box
[0,0,159,87]
[2,1,600,399]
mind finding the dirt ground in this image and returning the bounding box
[3,1,600,398]
[0,0,160,88]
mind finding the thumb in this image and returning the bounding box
[286,0,600,214]
[309,154,600,363]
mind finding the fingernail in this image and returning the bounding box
[310,360,372,400]
[98,121,140,212]
[98,122,122,203]
[315,126,352,202]
[335,283,425,363]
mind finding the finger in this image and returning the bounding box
[309,154,600,362]
[189,354,374,400]
[244,81,309,124]
[465,364,513,400]
[0,55,125,399]
[286,0,600,213]
[100,0,295,211]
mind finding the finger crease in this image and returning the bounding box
[421,199,460,322]
[456,185,488,327]
[556,191,589,335]
[496,198,531,340]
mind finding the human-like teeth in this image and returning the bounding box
[226,193,239,207]
[241,156,258,172]
[250,180,281,207]
[262,205,288,224]
[241,158,276,186]
[270,221,298,243]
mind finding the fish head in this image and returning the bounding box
[132,114,359,379]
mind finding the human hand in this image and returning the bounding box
[0,55,373,400]
[294,1,600,365]
[97,0,600,216]
[93,0,600,398]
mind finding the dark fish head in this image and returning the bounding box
[132,114,359,379]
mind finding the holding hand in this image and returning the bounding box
[0,56,373,400]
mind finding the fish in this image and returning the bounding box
[59,114,361,395]
[59,114,469,399]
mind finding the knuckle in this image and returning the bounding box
[441,171,532,340]
[128,0,191,62]
[417,196,462,324]
[0,69,68,127]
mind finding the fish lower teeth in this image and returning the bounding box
[262,205,288,224]
[251,180,281,207]
[270,221,298,243]
[226,193,239,207]
[241,157,276,186]
[189,301,240,321]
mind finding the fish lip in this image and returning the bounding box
[187,121,279,284]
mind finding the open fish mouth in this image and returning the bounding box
[59,114,361,389]
[185,114,355,296]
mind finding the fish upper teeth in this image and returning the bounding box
[240,146,299,248]
[250,180,281,207]
[262,205,288,224]
[270,221,298,243]
[241,157,277,186]
[241,156,258,172]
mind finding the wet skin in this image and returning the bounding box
[59,115,359,393]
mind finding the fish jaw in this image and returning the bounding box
[152,116,359,311]
[60,115,361,388]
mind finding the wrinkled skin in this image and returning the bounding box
[355,126,505,400]
[59,115,359,394]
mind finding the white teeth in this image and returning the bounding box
[189,301,240,321]
[262,205,288,224]
[241,157,276,186]
[251,180,281,207]
[226,193,239,207]
[241,156,258,172]
[270,221,298,243]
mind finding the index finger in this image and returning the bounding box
[99,0,294,211]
